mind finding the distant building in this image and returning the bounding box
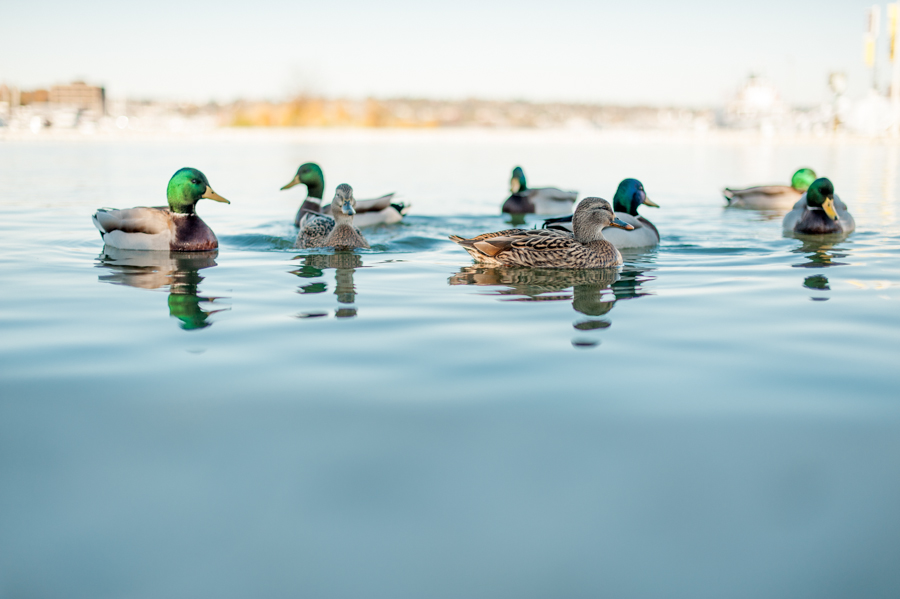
[20,89,49,105]
[49,81,105,113]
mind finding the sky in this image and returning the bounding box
[0,0,890,107]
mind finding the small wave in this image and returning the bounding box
[220,234,296,251]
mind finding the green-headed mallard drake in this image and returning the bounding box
[542,178,660,248]
[296,184,370,249]
[281,162,408,228]
[92,168,229,251]
[782,177,855,235]
[501,166,578,215]
[451,197,633,268]
[723,167,817,209]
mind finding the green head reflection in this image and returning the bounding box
[97,249,227,330]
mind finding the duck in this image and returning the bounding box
[296,184,370,249]
[450,197,633,268]
[542,178,660,248]
[92,168,229,251]
[723,167,817,209]
[782,177,855,235]
[501,166,578,214]
[281,162,408,227]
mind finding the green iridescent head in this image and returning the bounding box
[510,167,527,193]
[166,168,229,214]
[612,178,659,216]
[281,162,325,198]
[806,178,838,220]
[791,168,817,192]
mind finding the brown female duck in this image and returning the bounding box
[450,197,633,268]
[296,184,370,249]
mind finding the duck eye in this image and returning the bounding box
[191,178,200,185]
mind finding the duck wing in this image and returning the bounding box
[93,206,171,235]
[296,214,336,248]
[533,187,578,202]
[449,228,529,243]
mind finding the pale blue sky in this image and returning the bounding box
[0,0,889,106]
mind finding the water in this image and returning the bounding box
[1,130,899,598]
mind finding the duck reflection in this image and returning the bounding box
[803,275,831,302]
[291,252,363,319]
[791,238,849,301]
[790,238,850,269]
[96,248,227,330]
[449,264,654,349]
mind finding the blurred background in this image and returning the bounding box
[2,0,899,137]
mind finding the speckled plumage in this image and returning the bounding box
[295,184,370,249]
[542,179,660,248]
[451,197,630,269]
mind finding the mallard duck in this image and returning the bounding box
[296,184,370,249]
[281,162,408,227]
[542,178,660,248]
[501,166,578,214]
[451,197,633,268]
[723,167,817,209]
[92,168,229,251]
[782,177,855,235]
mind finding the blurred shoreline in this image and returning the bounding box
[2,125,898,145]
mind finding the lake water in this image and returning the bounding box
[1,129,899,598]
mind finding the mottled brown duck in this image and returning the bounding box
[451,197,633,268]
[296,184,370,250]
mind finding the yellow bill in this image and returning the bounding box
[643,197,660,208]
[281,175,301,190]
[202,186,230,204]
[823,197,838,220]
[510,178,521,194]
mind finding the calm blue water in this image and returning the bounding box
[1,130,899,598]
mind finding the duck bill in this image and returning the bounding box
[202,186,230,204]
[642,197,660,208]
[823,197,838,220]
[280,174,301,190]
[609,217,634,230]
[510,178,521,194]
[341,200,356,216]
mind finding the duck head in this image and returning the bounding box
[806,178,838,220]
[791,168,817,192]
[612,178,658,216]
[510,166,527,194]
[572,197,634,242]
[330,184,357,222]
[281,162,325,199]
[167,168,229,215]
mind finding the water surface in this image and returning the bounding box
[1,130,899,598]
